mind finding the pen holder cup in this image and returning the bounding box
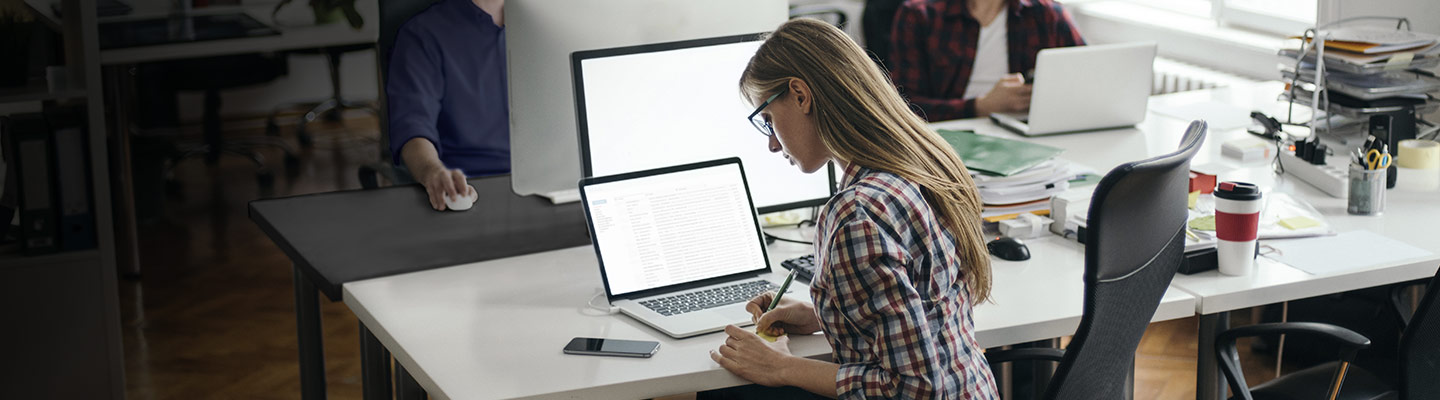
[1347,163,1386,216]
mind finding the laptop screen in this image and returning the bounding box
[581,159,770,297]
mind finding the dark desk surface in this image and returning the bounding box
[249,175,591,301]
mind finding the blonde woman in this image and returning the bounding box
[707,19,999,399]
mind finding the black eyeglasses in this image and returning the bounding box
[747,87,788,137]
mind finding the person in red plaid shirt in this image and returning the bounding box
[889,0,1086,121]
[708,18,998,399]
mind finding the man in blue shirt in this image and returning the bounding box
[387,0,506,210]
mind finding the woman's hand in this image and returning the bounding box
[975,73,1032,116]
[746,292,821,336]
[710,325,795,387]
[418,166,471,211]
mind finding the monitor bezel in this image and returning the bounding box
[571,33,836,215]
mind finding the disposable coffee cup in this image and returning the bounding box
[1214,182,1262,276]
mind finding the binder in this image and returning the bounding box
[5,113,60,255]
[47,107,96,251]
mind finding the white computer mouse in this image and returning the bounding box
[444,185,477,211]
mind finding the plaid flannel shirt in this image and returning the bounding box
[889,0,1086,121]
[810,164,999,399]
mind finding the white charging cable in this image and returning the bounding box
[586,290,620,315]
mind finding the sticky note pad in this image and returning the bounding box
[757,330,784,342]
[1188,191,1200,210]
[1278,216,1320,230]
[1188,215,1216,231]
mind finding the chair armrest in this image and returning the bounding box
[1213,322,1371,400]
[985,347,1066,365]
[1217,322,1370,350]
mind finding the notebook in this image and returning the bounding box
[938,129,1064,176]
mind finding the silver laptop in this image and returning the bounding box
[579,158,795,338]
[990,42,1157,136]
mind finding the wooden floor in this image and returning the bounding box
[122,116,1294,399]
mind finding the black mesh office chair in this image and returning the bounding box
[136,54,300,192]
[987,120,1207,399]
[1213,267,1439,400]
[356,0,436,189]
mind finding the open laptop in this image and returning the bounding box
[990,42,1157,136]
[579,158,796,338]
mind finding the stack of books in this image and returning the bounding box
[937,130,1096,221]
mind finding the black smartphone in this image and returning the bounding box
[562,337,660,358]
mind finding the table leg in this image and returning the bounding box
[396,362,427,400]
[360,324,392,400]
[103,64,141,278]
[1031,338,1058,396]
[293,265,326,400]
[1124,357,1135,400]
[1197,312,1229,400]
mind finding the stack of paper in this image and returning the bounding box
[973,159,1097,220]
[1280,28,1440,81]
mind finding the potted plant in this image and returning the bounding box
[0,0,35,87]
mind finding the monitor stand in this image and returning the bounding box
[540,188,582,205]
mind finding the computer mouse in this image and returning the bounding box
[987,237,1031,261]
[444,185,477,211]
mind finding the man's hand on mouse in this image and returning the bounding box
[419,166,471,211]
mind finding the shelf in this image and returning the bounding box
[0,249,101,272]
[0,82,88,106]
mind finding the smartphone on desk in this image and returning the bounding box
[563,337,660,358]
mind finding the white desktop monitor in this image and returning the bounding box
[506,0,789,202]
[572,35,835,214]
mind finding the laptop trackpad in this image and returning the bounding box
[718,307,754,325]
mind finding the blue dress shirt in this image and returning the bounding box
[387,0,509,177]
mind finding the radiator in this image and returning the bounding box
[1152,57,1259,95]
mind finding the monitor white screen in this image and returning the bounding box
[575,37,833,213]
[506,0,788,200]
[583,162,768,296]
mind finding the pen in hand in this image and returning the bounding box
[756,269,798,342]
[767,269,799,313]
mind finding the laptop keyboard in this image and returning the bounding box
[639,280,778,316]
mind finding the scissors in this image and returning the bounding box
[1365,149,1392,170]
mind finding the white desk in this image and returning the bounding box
[345,227,1196,399]
[934,81,1440,400]
[345,82,1435,399]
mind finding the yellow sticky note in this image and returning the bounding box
[1188,215,1216,231]
[1278,216,1320,230]
[757,330,784,342]
[1188,191,1200,210]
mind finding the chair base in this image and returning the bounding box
[1243,361,1396,400]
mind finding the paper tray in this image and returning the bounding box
[1282,69,1440,100]
[1278,49,1440,75]
[1282,89,1439,118]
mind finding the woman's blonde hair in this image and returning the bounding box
[740,18,991,303]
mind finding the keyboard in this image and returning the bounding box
[639,280,777,316]
[781,254,817,283]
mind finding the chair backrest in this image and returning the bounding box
[375,0,442,161]
[1399,267,1440,399]
[861,0,904,65]
[1043,120,1207,399]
